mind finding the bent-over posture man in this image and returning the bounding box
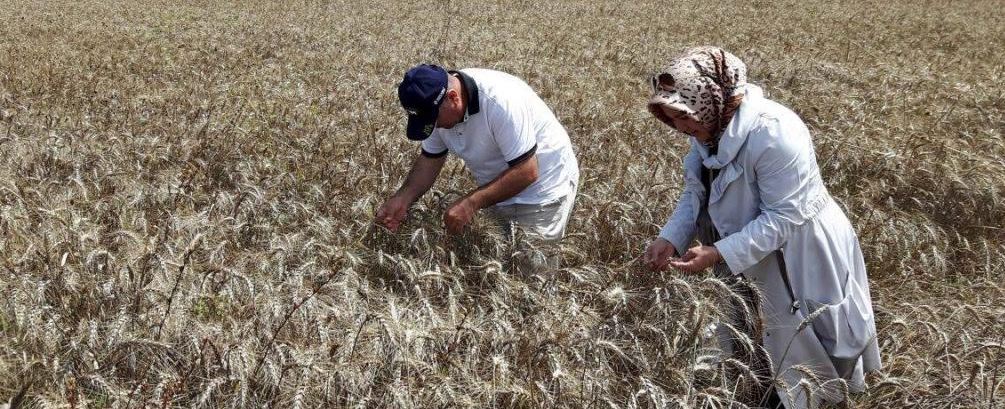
[376,64,580,247]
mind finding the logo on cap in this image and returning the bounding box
[432,88,446,105]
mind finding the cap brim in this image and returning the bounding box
[405,112,438,141]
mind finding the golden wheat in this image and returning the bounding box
[0,0,1002,407]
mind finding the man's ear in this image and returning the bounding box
[447,88,461,104]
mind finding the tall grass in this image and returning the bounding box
[0,0,1002,407]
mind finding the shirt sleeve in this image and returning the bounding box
[420,132,448,157]
[487,96,538,166]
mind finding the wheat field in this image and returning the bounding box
[1,0,1003,407]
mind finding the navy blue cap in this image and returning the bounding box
[398,64,449,141]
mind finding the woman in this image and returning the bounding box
[642,47,881,408]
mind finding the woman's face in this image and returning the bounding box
[653,104,715,143]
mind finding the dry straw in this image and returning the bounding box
[0,0,1003,407]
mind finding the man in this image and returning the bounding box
[375,64,579,245]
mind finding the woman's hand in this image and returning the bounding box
[669,245,722,273]
[643,238,677,271]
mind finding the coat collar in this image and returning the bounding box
[693,84,765,169]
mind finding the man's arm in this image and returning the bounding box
[397,152,448,202]
[375,151,447,231]
[468,153,539,208]
[443,154,538,233]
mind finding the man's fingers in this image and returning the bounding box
[444,214,459,235]
[377,203,406,224]
[384,218,399,231]
[394,206,408,220]
[382,216,396,228]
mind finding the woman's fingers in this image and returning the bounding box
[669,258,702,272]
[656,246,681,270]
[644,240,666,270]
[652,254,668,270]
[679,247,697,262]
[643,239,686,271]
[669,246,709,272]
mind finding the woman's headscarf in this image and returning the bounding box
[648,46,748,138]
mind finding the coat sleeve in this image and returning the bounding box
[659,147,704,254]
[715,116,824,273]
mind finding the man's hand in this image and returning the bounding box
[444,198,477,234]
[669,245,722,273]
[375,194,412,232]
[643,238,677,271]
[375,151,447,232]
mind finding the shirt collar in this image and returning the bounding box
[449,70,480,122]
[694,84,764,169]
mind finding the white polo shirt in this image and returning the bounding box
[421,68,579,206]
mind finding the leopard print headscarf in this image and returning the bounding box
[648,46,747,137]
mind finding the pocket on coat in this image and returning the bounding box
[708,163,745,205]
[802,276,876,361]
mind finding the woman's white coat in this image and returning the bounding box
[659,85,882,408]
